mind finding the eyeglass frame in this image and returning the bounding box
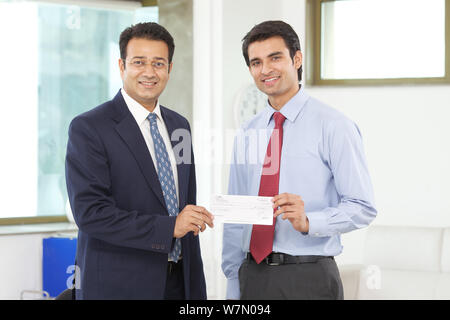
[122,57,170,70]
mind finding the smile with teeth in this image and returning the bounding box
[262,76,280,84]
[139,80,158,87]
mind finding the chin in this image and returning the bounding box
[255,85,271,96]
[261,88,280,97]
[136,91,159,101]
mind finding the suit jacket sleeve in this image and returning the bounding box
[65,115,176,253]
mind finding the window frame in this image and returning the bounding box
[305,0,450,86]
[0,216,69,226]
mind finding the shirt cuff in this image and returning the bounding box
[226,278,240,300]
[305,210,329,237]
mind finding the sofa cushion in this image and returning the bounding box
[337,264,363,300]
[358,269,440,300]
[434,274,450,299]
[364,225,442,272]
[441,228,450,272]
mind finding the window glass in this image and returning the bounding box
[320,0,446,79]
[0,1,158,219]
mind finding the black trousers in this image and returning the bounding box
[239,256,344,300]
[164,260,185,300]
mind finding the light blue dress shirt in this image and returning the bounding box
[221,88,377,299]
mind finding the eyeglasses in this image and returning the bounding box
[123,57,168,70]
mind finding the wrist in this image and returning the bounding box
[299,216,309,235]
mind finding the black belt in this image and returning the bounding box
[246,252,333,266]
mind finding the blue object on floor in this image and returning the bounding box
[42,236,77,298]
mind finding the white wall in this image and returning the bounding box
[307,85,450,229]
[0,233,50,300]
[0,227,78,300]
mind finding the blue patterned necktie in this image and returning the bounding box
[147,113,181,262]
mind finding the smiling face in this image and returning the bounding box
[247,36,302,110]
[119,37,172,111]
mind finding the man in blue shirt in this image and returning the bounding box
[221,20,377,300]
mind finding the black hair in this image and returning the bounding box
[119,22,175,65]
[242,20,302,82]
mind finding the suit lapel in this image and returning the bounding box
[111,91,166,209]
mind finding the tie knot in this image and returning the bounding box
[147,113,157,125]
[273,112,286,128]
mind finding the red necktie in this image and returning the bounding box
[250,112,286,264]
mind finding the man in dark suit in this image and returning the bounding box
[65,22,214,300]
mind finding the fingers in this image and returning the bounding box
[190,206,215,228]
[273,205,293,217]
[272,194,305,223]
[177,205,214,238]
[272,193,303,208]
[188,213,208,226]
[272,194,303,213]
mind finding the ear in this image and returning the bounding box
[118,58,125,79]
[168,62,173,74]
[294,50,303,70]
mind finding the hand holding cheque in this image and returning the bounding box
[210,193,309,232]
[272,193,309,233]
[174,205,215,238]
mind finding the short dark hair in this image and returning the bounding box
[242,20,302,82]
[119,22,175,64]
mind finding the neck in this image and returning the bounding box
[268,84,300,110]
[142,101,157,113]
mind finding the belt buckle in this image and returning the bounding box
[265,253,283,266]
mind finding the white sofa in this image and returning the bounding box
[338,225,450,299]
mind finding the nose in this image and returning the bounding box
[142,63,157,77]
[261,61,273,75]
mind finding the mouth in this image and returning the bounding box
[139,80,158,88]
[261,76,280,86]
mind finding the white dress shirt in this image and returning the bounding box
[121,88,180,205]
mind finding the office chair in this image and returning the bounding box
[55,288,75,300]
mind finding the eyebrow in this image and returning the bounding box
[130,56,168,62]
[249,57,260,64]
[249,51,284,64]
[268,51,283,58]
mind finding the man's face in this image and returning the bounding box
[119,38,172,110]
[247,36,302,107]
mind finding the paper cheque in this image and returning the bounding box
[210,194,274,225]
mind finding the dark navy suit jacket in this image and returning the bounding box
[65,91,206,299]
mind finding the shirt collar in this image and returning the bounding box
[121,88,162,125]
[263,86,309,126]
